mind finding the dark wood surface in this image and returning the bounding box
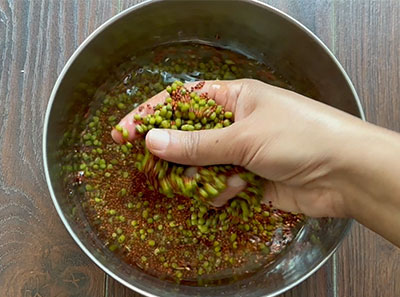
[0,0,399,296]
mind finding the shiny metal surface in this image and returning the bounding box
[43,1,364,296]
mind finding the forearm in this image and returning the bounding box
[341,122,400,246]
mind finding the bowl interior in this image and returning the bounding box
[44,1,362,296]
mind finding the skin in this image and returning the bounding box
[112,79,400,247]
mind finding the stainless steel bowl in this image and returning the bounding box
[43,1,364,296]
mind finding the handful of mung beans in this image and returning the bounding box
[120,81,264,229]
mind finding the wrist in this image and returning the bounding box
[334,122,400,244]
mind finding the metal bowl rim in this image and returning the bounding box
[42,0,364,296]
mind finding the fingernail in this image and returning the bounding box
[184,167,198,177]
[228,174,247,188]
[147,129,170,152]
[111,129,123,144]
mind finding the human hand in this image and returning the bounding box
[112,79,367,218]
[111,77,400,248]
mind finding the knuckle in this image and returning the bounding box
[182,131,201,163]
[228,125,251,166]
[229,123,260,168]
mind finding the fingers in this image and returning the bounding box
[111,80,246,144]
[209,174,247,207]
[111,90,168,143]
[182,169,247,207]
[111,79,251,208]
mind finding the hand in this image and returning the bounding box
[112,79,360,217]
[112,79,400,246]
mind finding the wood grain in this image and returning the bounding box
[0,0,109,296]
[0,0,399,297]
[332,1,400,297]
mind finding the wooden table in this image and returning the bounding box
[0,0,399,296]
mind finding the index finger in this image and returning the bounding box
[111,80,244,143]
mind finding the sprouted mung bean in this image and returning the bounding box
[59,43,305,284]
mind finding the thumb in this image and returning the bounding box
[145,124,242,166]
